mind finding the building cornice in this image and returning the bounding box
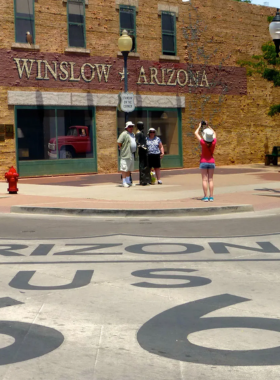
[8,91,185,108]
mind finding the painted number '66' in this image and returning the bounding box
[137,294,280,366]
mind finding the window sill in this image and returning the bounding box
[11,43,40,51]
[65,47,91,55]
[117,51,140,58]
[159,55,180,62]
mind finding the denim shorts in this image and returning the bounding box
[199,163,215,169]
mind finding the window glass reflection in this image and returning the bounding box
[162,13,174,32]
[17,108,94,161]
[17,109,56,161]
[15,0,34,43]
[69,2,84,23]
[69,24,85,47]
[149,111,178,155]
[162,35,175,53]
[56,109,93,159]
[68,0,85,47]
[117,110,148,138]
[16,0,33,16]
[16,19,34,43]
[117,109,178,156]
[120,9,134,30]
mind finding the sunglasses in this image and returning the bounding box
[150,131,155,133]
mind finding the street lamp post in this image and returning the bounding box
[269,8,280,57]
[118,30,133,123]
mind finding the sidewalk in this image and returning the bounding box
[0,164,280,216]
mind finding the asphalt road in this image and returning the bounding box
[0,211,279,239]
[0,212,280,379]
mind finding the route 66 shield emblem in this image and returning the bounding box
[119,92,135,113]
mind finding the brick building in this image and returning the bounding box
[0,0,279,177]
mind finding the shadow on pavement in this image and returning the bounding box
[7,167,270,188]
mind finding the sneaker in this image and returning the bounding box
[209,197,214,202]
[158,180,162,184]
[201,197,208,202]
[123,183,130,188]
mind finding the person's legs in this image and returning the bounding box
[154,154,162,184]
[201,168,208,197]
[126,157,134,185]
[121,171,130,187]
[155,168,161,180]
[125,171,131,182]
[120,157,134,186]
[208,168,214,197]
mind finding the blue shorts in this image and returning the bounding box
[199,163,215,169]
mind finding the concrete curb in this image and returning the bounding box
[10,204,254,217]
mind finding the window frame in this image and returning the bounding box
[14,0,35,44]
[119,5,137,52]
[161,11,177,56]
[67,0,86,48]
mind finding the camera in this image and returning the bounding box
[201,120,207,126]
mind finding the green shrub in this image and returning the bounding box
[267,16,274,23]
[237,40,280,116]
[262,68,280,85]
[268,104,280,116]
[262,42,279,65]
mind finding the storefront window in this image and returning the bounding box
[17,109,56,161]
[17,108,94,161]
[117,109,179,156]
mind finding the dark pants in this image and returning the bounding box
[139,148,150,185]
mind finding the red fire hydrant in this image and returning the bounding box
[5,166,19,194]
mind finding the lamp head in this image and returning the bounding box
[269,8,280,40]
[118,30,133,52]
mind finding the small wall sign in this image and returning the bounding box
[119,92,135,113]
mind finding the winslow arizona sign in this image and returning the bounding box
[0,49,247,95]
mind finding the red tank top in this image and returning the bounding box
[200,138,216,163]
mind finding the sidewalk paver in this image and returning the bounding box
[0,164,279,216]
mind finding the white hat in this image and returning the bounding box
[202,128,214,142]
[148,128,156,133]
[125,121,135,129]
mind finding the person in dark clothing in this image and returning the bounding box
[135,121,151,186]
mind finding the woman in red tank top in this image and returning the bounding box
[194,121,217,202]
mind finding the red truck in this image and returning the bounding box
[48,126,91,159]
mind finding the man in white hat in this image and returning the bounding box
[117,121,137,187]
